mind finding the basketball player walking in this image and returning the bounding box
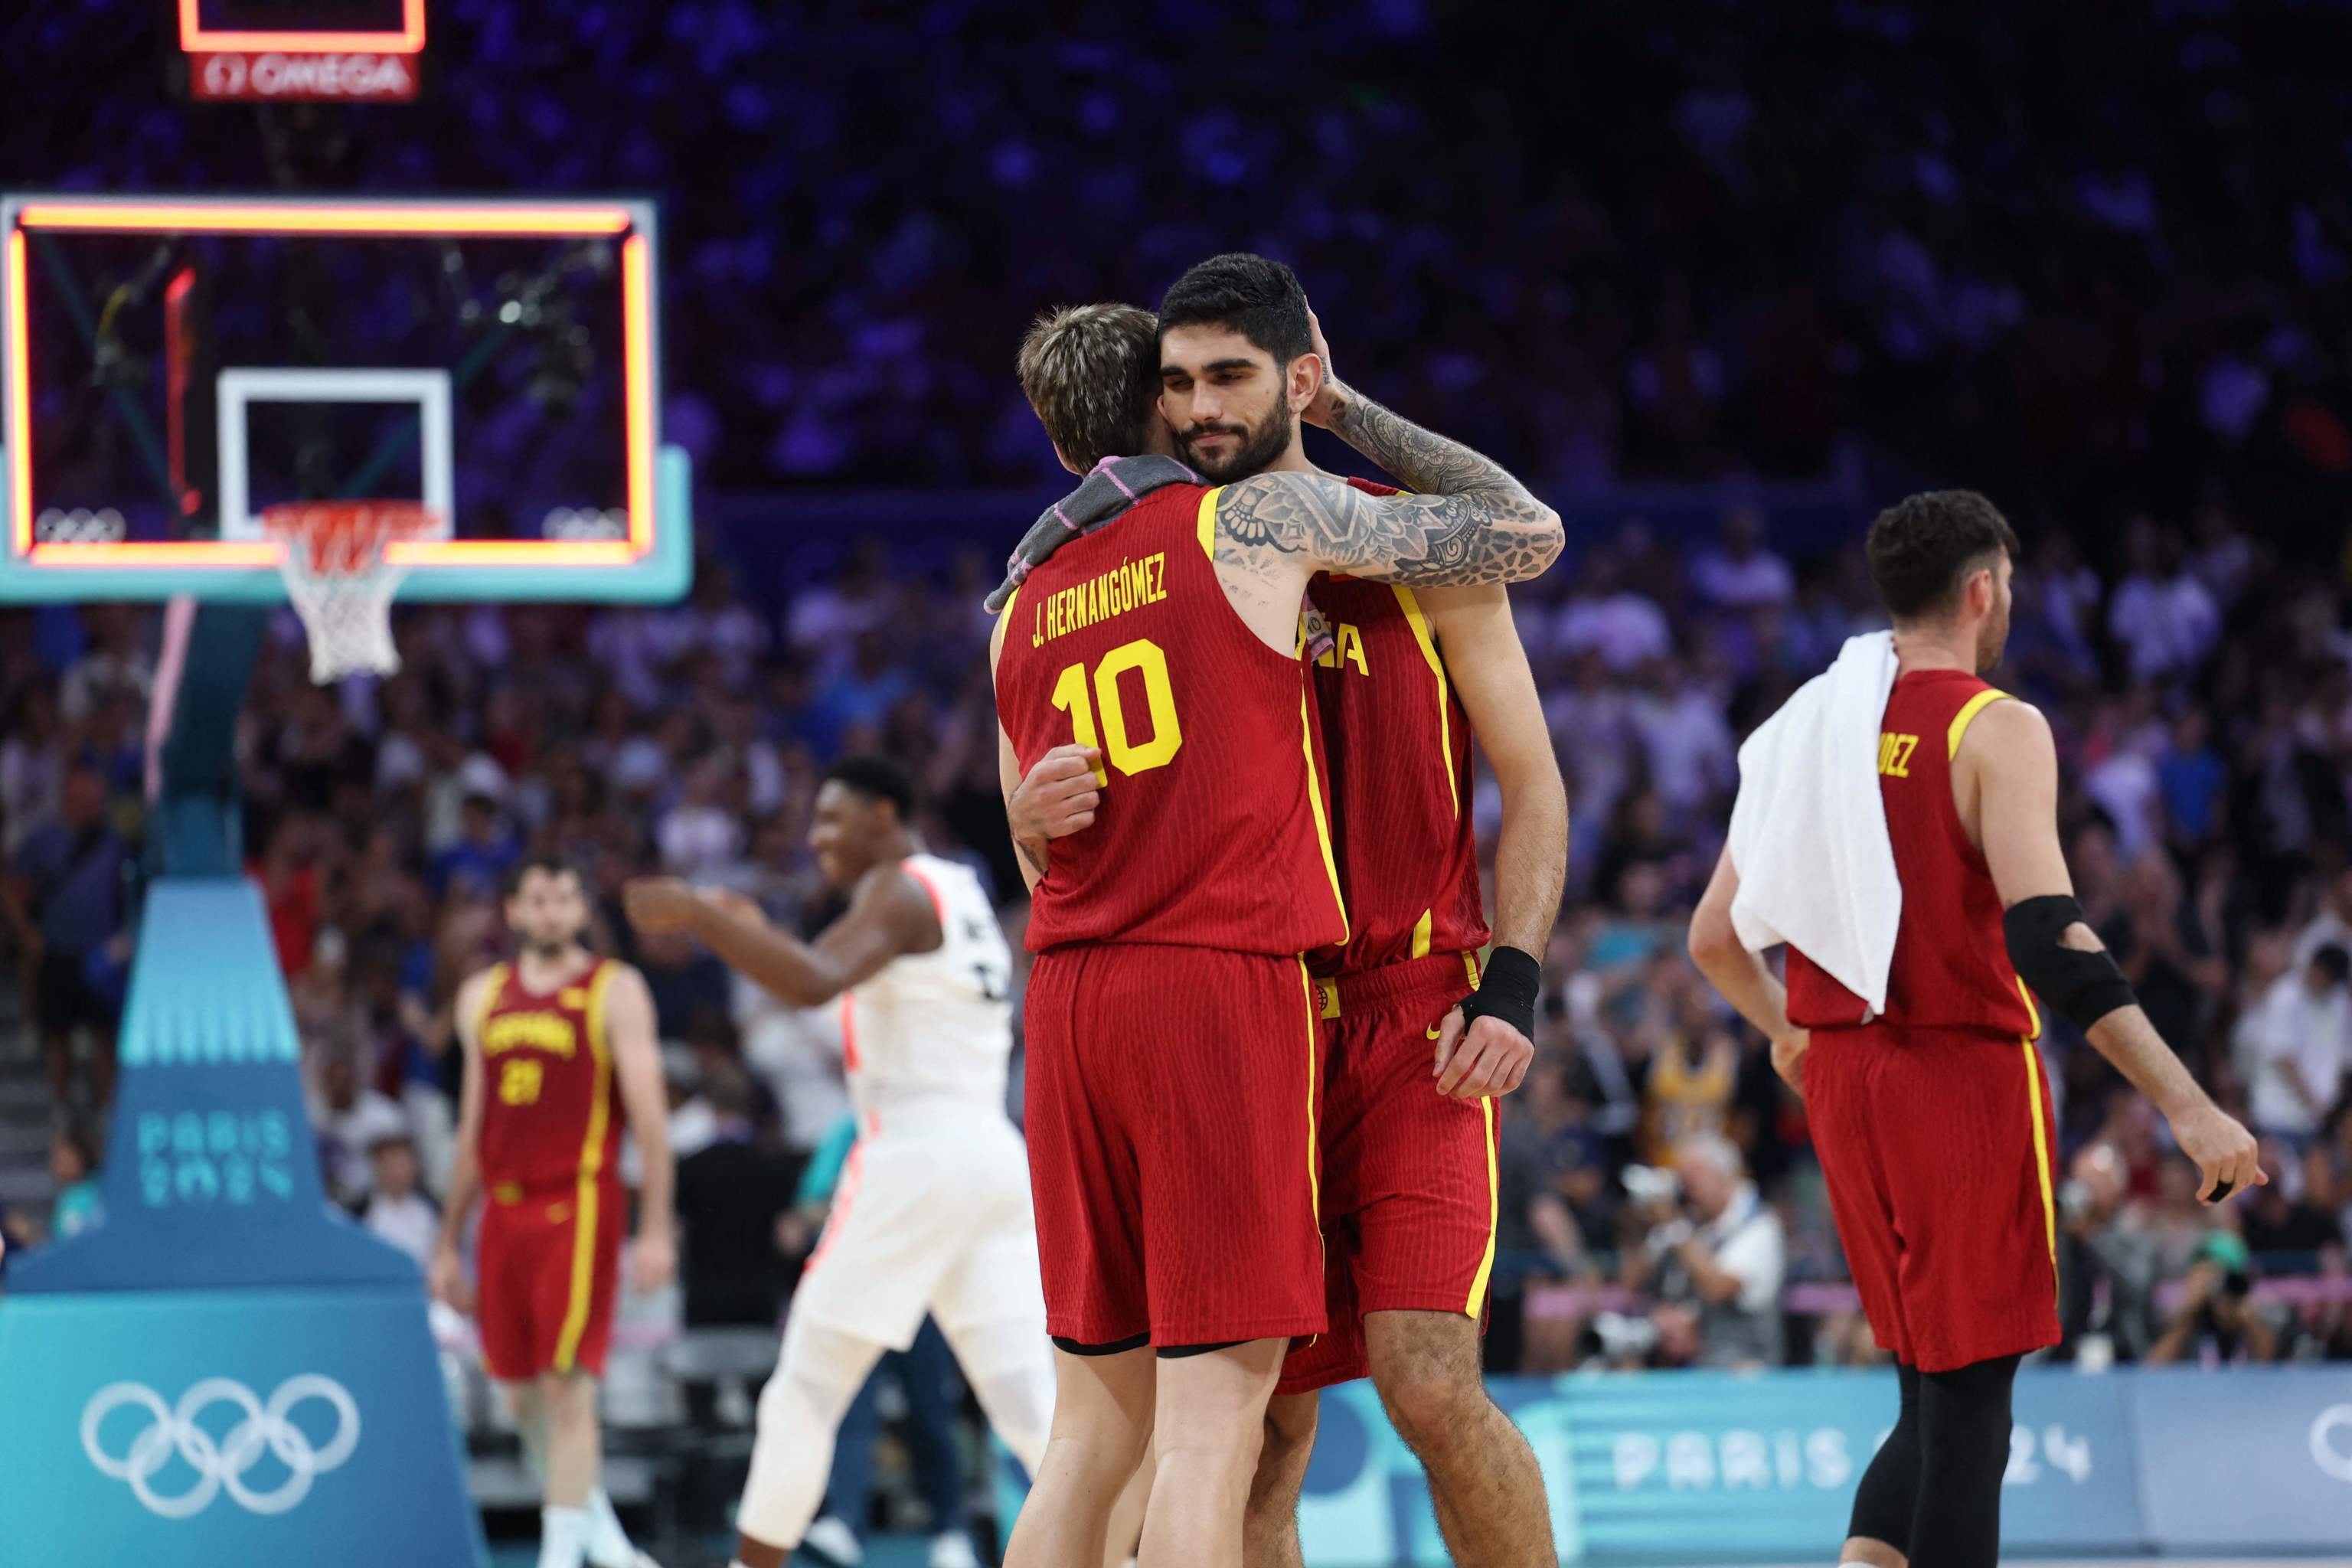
[1015,260,1566,1565]
[623,756,1054,1568]
[1687,492,2262,1568]
[430,858,675,1568]
[995,285,1561,1568]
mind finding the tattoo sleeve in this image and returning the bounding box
[1214,384,1563,586]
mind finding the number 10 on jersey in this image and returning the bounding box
[1050,638,1183,783]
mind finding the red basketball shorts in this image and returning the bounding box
[1024,942,1328,1347]
[476,1175,625,1381]
[1279,952,1495,1396]
[1804,1022,2061,1373]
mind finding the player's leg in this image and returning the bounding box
[1842,1361,1920,1568]
[1906,1353,2020,1568]
[894,1321,977,1563]
[1243,1392,1318,1568]
[535,1370,603,1568]
[1004,1343,1157,1568]
[1335,987,1552,1562]
[732,1314,890,1568]
[1103,1449,1152,1568]
[1363,1310,1550,1565]
[1136,1339,1285,1568]
[930,1207,1055,1478]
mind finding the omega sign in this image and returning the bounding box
[190,52,418,102]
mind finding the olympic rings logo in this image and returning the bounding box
[80,1376,361,1517]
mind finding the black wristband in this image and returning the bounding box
[1458,945,1540,1042]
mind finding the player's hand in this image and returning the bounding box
[1011,745,1104,839]
[428,1242,472,1315]
[629,1228,678,1295]
[622,877,701,935]
[1302,301,1342,429]
[2169,1101,2265,1204]
[1432,1008,1534,1099]
[1769,1030,1810,1099]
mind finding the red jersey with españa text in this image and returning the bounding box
[1307,477,1489,974]
[475,956,626,1194]
[1786,670,2039,1037]
[996,482,1349,956]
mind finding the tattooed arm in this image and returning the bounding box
[1214,392,1561,588]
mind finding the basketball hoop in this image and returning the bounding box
[261,501,433,682]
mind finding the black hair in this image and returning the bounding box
[2314,943,2350,985]
[504,854,581,897]
[1864,490,2021,621]
[823,753,919,823]
[1158,252,1312,371]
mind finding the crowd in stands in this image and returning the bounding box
[1,486,2347,1373]
[11,2,2352,523]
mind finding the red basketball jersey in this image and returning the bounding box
[1306,478,1489,974]
[997,482,1348,956]
[474,956,625,1194]
[1786,669,2039,1037]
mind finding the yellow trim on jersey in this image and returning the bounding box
[1197,487,1220,560]
[1300,692,1350,944]
[1388,584,1458,818]
[1465,1095,1500,1318]
[1296,959,1321,1226]
[554,961,618,1374]
[2021,1035,2058,1286]
[2015,976,2043,1041]
[1410,908,1434,959]
[998,583,1019,618]
[1946,687,2011,762]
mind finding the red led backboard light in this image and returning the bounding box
[5,199,661,581]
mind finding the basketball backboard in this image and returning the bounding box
[0,193,690,603]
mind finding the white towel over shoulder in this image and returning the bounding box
[1725,630,1902,1014]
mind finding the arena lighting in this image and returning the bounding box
[17,203,629,237]
[5,229,28,556]
[178,0,426,55]
[8,201,658,573]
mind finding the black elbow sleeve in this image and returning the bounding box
[2002,894,2136,1031]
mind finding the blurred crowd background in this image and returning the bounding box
[4,0,2352,1390]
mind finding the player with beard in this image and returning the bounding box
[1012,256,1566,1566]
[432,858,674,1568]
[1687,492,2262,1568]
[994,293,1561,1568]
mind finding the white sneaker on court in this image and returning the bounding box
[928,1531,982,1568]
[801,1516,864,1567]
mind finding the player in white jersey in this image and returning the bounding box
[624,756,1053,1568]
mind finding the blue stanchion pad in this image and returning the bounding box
[0,879,483,1566]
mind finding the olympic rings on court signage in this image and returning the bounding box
[80,1375,361,1517]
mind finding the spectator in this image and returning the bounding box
[2240,944,2352,1145]
[672,1064,804,1327]
[8,766,128,1109]
[48,1124,104,1241]
[1624,1133,1785,1370]
[430,793,521,898]
[2055,1142,2162,1364]
[2240,1143,2350,1276]
[359,1132,440,1269]
[312,1044,410,1208]
[1690,505,1796,609]
[2147,1232,2280,1365]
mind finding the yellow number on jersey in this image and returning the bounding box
[498,1057,544,1107]
[1051,638,1184,782]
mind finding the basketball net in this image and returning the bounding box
[260,501,433,683]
